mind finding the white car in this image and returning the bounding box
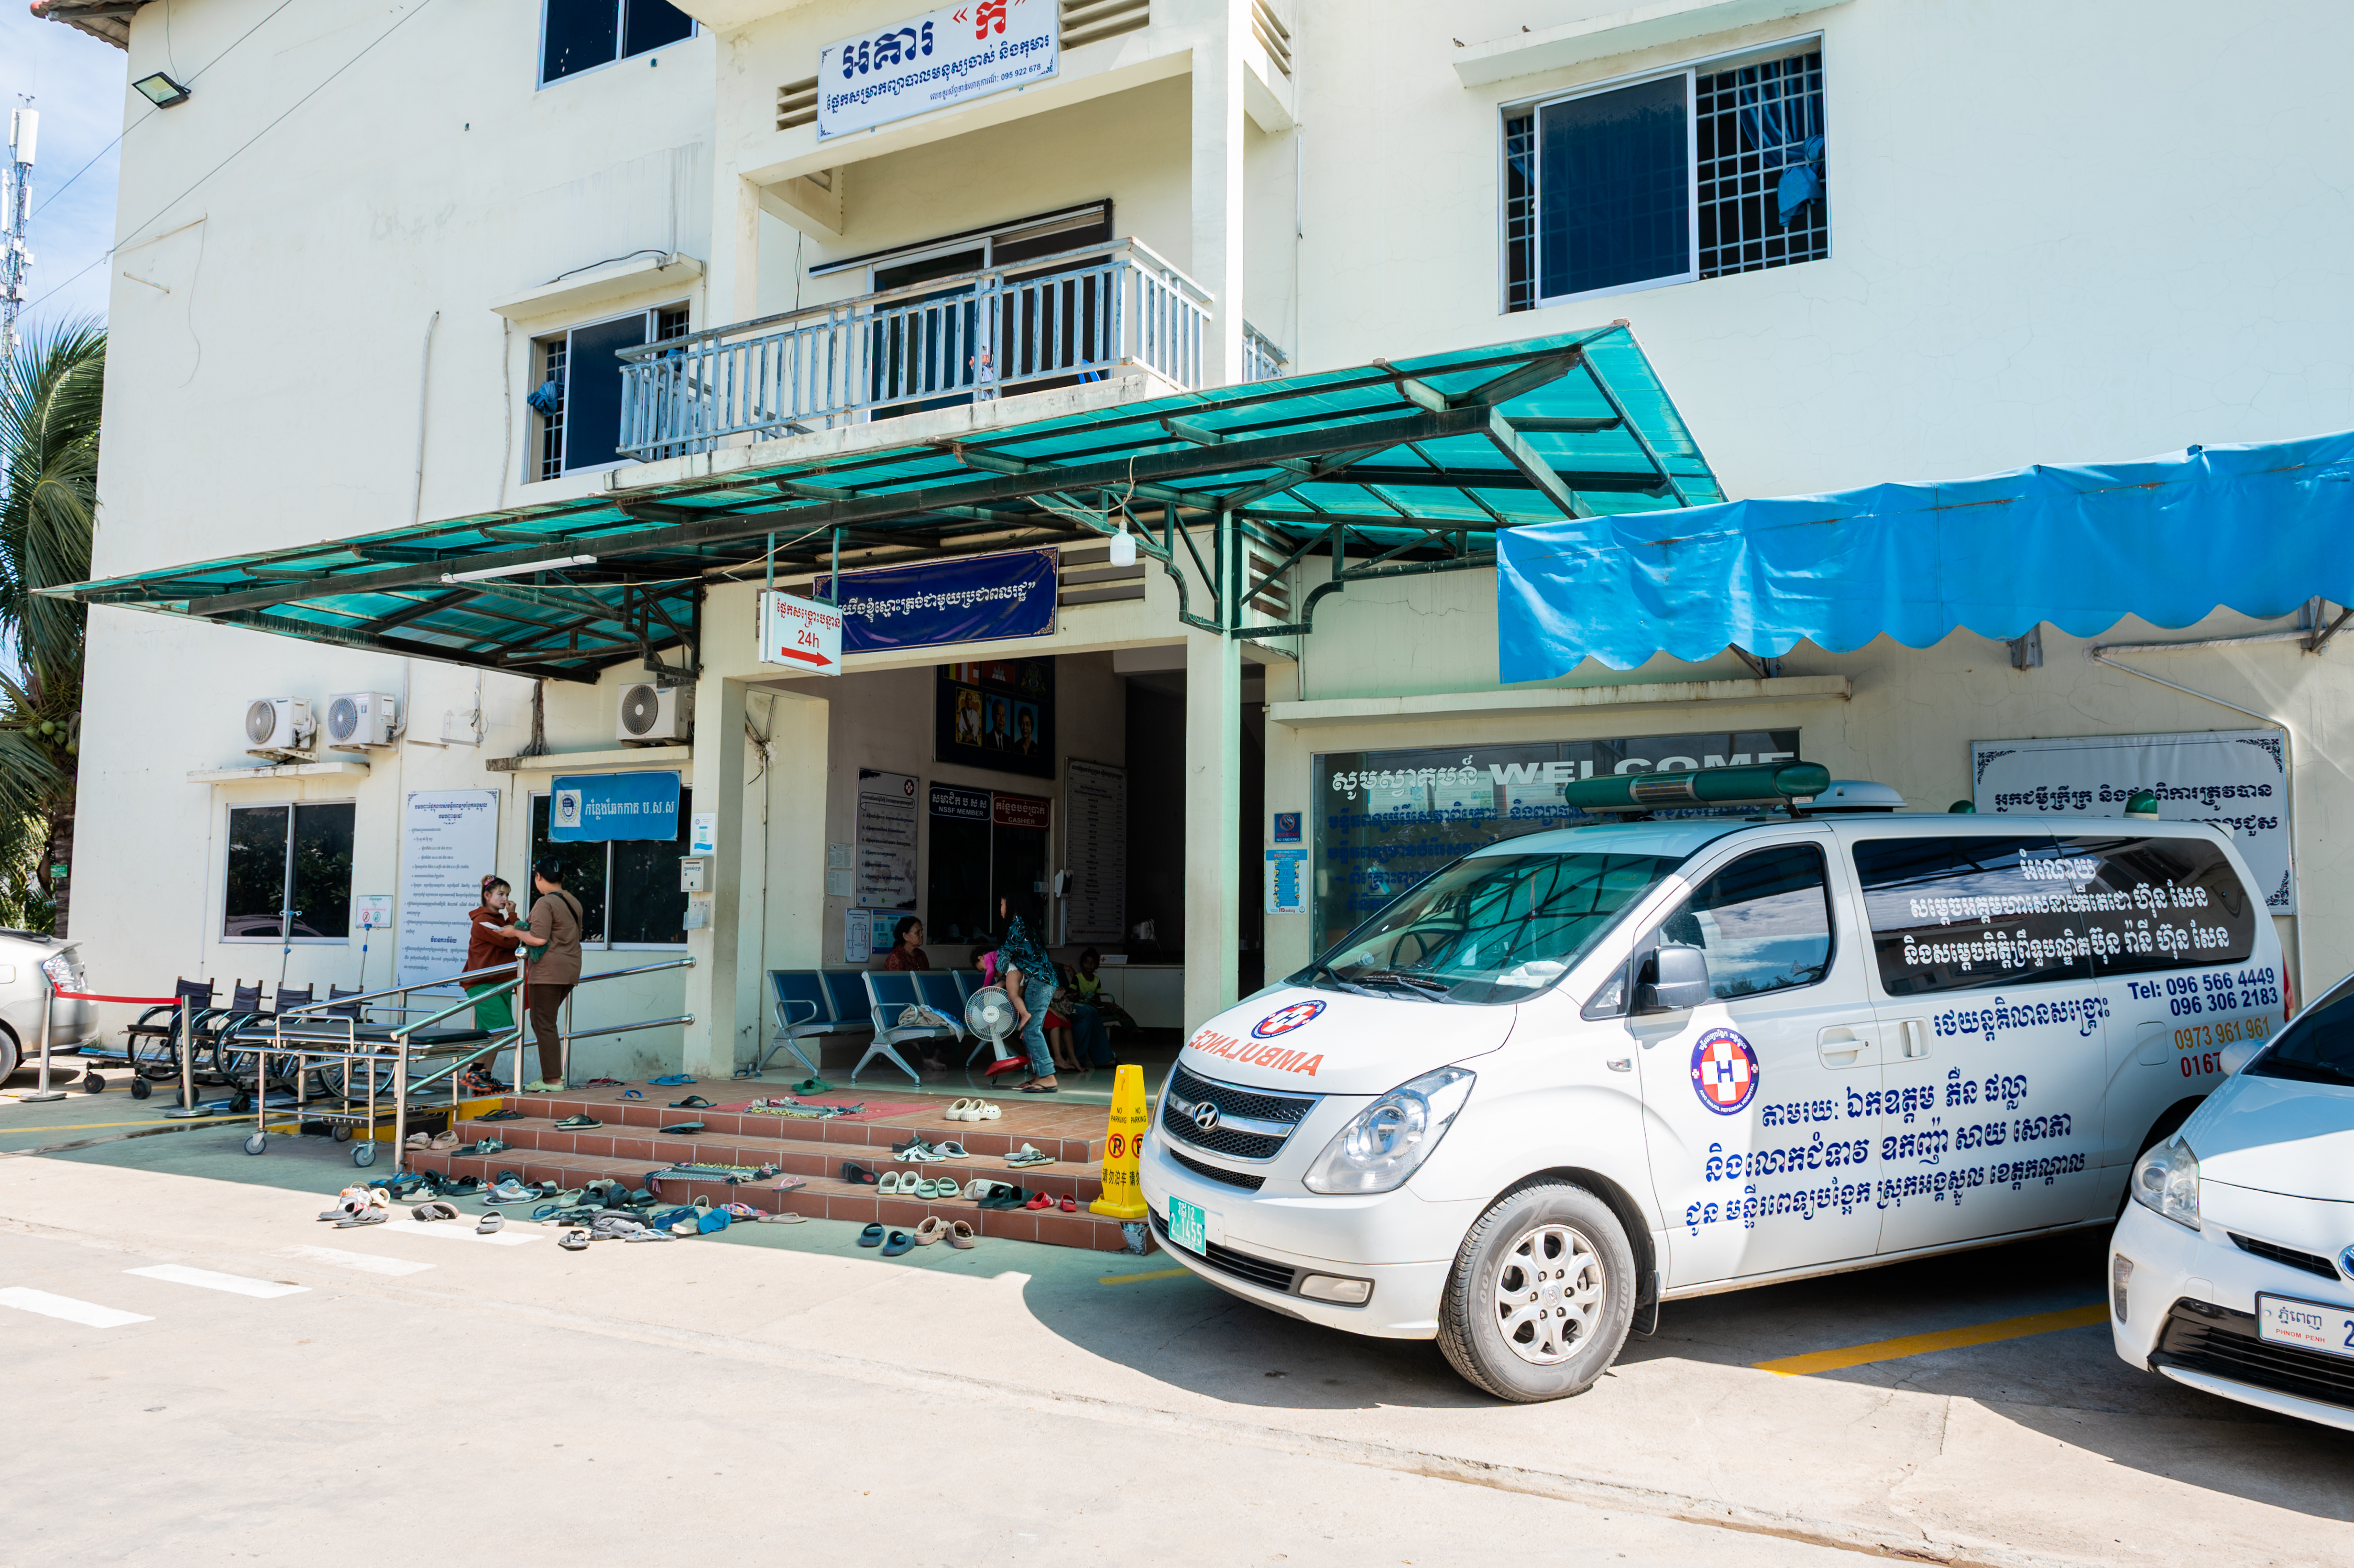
[1142,773,2284,1402]
[2112,974,2354,1431]
[0,929,94,1081]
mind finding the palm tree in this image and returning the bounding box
[0,320,104,935]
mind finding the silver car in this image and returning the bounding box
[0,931,95,1082]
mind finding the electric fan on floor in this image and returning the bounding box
[964,986,1028,1076]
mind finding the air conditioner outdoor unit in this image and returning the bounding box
[244,697,315,756]
[617,682,693,743]
[325,691,399,749]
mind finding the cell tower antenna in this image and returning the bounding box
[3,99,37,358]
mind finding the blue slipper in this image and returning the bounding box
[858,1222,885,1247]
[879,1229,915,1257]
[620,1089,644,1099]
[650,1074,695,1086]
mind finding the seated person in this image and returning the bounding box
[1071,947,1136,1033]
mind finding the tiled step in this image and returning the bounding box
[406,1149,1134,1252]
[500,1092,1107,1163]
[448,1117,1107,1202]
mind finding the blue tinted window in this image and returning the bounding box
[542,0,617,83]
[1537,74,1691,300]
[624,0,696,58]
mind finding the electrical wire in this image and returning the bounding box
[33,0,303,218]
[25,0,435,313]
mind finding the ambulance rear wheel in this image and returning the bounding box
[1437,1180,1634,1403]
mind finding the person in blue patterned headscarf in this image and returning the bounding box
[993,892,1059,1093]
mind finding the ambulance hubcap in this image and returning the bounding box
[1493,1222,1604,1366]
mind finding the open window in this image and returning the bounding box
[532,303,689,480]
[1504,44,1827,312]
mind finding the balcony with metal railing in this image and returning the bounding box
[617,238,1282,462]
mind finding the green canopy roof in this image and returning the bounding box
[56,326,1718,682]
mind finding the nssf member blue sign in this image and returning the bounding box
[819,0,1059,139]
[551,772,681,843]
[819,548,1057,653]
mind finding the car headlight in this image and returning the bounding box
[39,953,74,991]
[2130,1135,2200,1231]
[1302,1066,1475,1195]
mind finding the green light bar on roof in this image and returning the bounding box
[1562,761,1833,814]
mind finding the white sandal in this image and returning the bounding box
[976,1102,1002,1121]
[945,1098,977,1122]
[878,1170,906,1193]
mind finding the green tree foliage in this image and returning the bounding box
[0,320,104,934]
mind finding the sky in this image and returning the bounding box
[2,4,129,332]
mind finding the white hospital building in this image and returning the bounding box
[31,0,2354,1077]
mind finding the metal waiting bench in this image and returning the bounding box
[852,971,961,1086]
[762,969,872,1076]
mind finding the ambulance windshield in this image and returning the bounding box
[1299,851,1684,1005]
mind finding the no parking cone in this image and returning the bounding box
[1089,1064,1149,1220]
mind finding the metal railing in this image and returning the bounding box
[617,238,1210,458]
[1241,320,1288,384]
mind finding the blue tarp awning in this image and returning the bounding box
[1496,429,2354,682]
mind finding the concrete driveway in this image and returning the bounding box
[2,1085,2349,1566]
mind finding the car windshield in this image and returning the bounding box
[2248,974,2354,1089]
[1297,851,1684,1005]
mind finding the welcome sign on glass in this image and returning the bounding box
[819,0,1059,139]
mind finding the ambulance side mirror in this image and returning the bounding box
[1635,945,1711,1014]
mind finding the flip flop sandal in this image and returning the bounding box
[768,1211,809,1224]
[555,1114,603,1130]
[626,1228,678,1242]
[411,1201,459,1222]
[586,1077,626,1088]
[620,1090,644,1099]
[670,1095,713,1109]
[857,1223,886,1247]
[649,1075,696,1086]
[530,1202,564,1222]
[774,1174,807,1192]
[1021,1082,1058,1094]
[335,1210,388,1228]
[667,1217,699,1235]
[560,1230,592,1251]
[879,1230,916,1257]
[791,1078,834,1095]
[722,1202,763,1220]
[914,1216,946,1245]
[659,1122,706,1135]
[405,1132,434,1148]
[839,1162,880,1186]
[432,1130,462,1149]
[476,1212,505,1235]
[479,1109,526,1122]
[948,1221,977,1249]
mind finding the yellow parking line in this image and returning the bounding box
[1097,1267,1194,1286]
[1754,1302,2109,1377]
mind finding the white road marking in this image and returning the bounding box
[285,1246,435,1277]
[125,1264,310,1299]
[0,1286,153,1328]
[382,1219,539,1246]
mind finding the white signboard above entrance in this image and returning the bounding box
[759,590,844,676]
[818,0,1059,140]
[1972,729,2295,913]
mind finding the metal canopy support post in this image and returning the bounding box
[682,674,748,1078]
[1183,627,1243,1035]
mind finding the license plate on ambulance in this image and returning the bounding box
[1167,1196,1209,1254]
[2257,1294,2354,1359]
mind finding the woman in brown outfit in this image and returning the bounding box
[522,857,585,1092]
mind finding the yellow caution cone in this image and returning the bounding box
[1089,1063,1150,1220]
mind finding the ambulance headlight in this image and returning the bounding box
[1303,1067,1474,1195]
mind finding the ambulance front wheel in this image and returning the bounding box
[1437,1180,1635,1403]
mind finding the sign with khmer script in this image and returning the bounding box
[818,1,1059,139]
[1970,729,2293,913]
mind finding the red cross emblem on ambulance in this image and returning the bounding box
[1689,1028,1759,1115]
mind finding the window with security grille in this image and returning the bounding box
[529,300,688,483]
[1503,45,1826,312]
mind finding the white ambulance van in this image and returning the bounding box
[1141,766,2282,1402]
